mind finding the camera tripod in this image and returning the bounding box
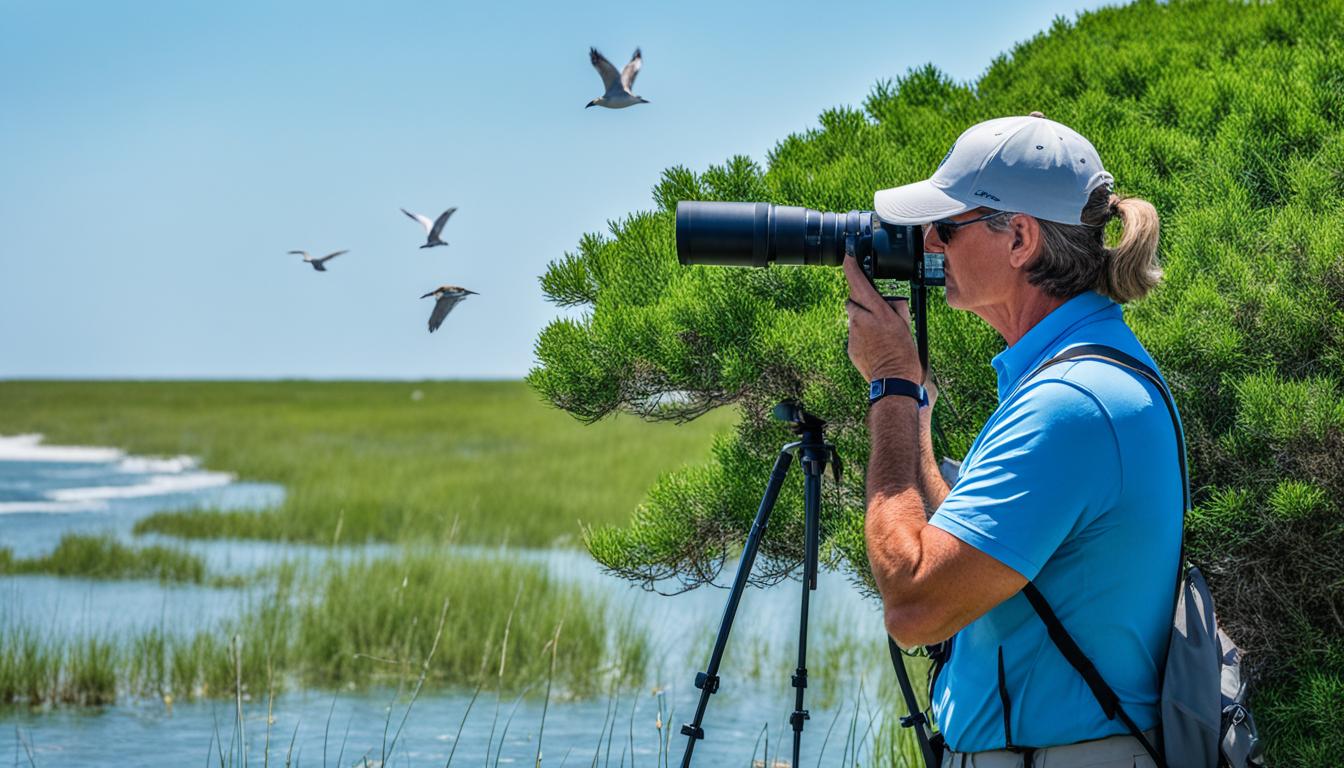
[677,401,939,768]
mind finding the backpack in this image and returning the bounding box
[1018,344,1265,768]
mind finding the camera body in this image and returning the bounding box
[674,201,945,287]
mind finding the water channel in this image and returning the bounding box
[0,435,905,767]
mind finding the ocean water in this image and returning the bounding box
[0,433,284,560]
[0,435,900,767]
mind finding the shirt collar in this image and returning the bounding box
[990,291,1120,401]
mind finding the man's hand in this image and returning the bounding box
[843,254,922,382]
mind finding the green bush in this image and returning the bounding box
[530,0,1344,761]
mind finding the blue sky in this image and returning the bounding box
[0,0,1111,379]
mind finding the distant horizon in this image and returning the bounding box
[0,375,528,382]
[1,0,1113,379]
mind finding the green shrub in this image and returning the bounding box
[530,0,1344,759]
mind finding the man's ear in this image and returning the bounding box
[1006,214,1041,270]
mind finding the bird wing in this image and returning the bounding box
[428,293,466,332]
[621,48,642,90]
[590,47,621,93]
[401,208,434,234]
[429,207,457,240]
[288,250,309,259]
[315,250,348,264]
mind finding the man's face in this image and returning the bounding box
[923,208,1017,314]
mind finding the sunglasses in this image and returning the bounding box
[930,210,1014,243]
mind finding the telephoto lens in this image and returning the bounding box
[674,200,943,286]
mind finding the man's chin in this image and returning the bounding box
[944,287,961,310]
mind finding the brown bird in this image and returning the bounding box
[419,285,477,332]
[288,250,347,272]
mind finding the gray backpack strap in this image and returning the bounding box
[1017,343,1182,767]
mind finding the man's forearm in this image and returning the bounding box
[916,412,951,512]
[864,396,928,603]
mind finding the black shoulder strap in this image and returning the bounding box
[1017,343,1188,768]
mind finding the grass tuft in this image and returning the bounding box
[0,533,210,584]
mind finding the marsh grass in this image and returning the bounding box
[0,627,59,705]
[172,672,918,768]
[0,548,644,708]
[0,627,119,707]
[0,381,733,548]
[64,636,116,705]
[677,595,897,712]
[0,533,219,585]
[293,550,635,694]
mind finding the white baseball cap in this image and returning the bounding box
[873,113,1113,226]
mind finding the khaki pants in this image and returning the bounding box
[941,730,1159,767]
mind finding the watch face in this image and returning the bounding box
[869,380,883,400]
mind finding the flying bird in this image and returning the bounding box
[288,250,347,272]
[401,207,456,249]
[420,285,477,332]
[586,47,647,109]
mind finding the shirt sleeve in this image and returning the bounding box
[929,378,1122,581]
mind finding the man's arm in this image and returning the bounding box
[863,396,1025,648]
[915,381,951,513]
[842,254,1025,647]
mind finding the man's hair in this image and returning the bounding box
[987,186,1162,303]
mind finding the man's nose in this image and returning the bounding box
[922,223,947,252]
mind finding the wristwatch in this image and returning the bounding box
[868,377,927,408]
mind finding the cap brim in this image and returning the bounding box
[873,179,972,225]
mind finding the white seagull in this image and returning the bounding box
[401,207,456,249]
[419,285,477,332]
[586,48,647,109]
[288,250,347,272]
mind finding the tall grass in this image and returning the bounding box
[0,533,212,584]
[0,548,646,708]
[0,380,734,547]
[294,550,631,694]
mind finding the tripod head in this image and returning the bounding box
[772,401,841,485]
[772,400,824,432]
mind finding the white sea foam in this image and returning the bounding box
[0,434,124,463]
[0,499,109,515]
[115,455,199,474]
[0,435,199,473]
[0,434,237,514]
[46,471,234,502]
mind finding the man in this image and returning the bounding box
[844,113,1181,766]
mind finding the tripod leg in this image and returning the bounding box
[790,442,825,768]
[888,637,940,768]
[679,444,797,768]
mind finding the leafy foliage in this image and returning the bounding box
[530,0,1344,759]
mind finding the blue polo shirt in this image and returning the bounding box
[927,290,1183,752]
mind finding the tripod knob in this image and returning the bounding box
[694,672,719,693]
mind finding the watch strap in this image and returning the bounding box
[869,377,927,408]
